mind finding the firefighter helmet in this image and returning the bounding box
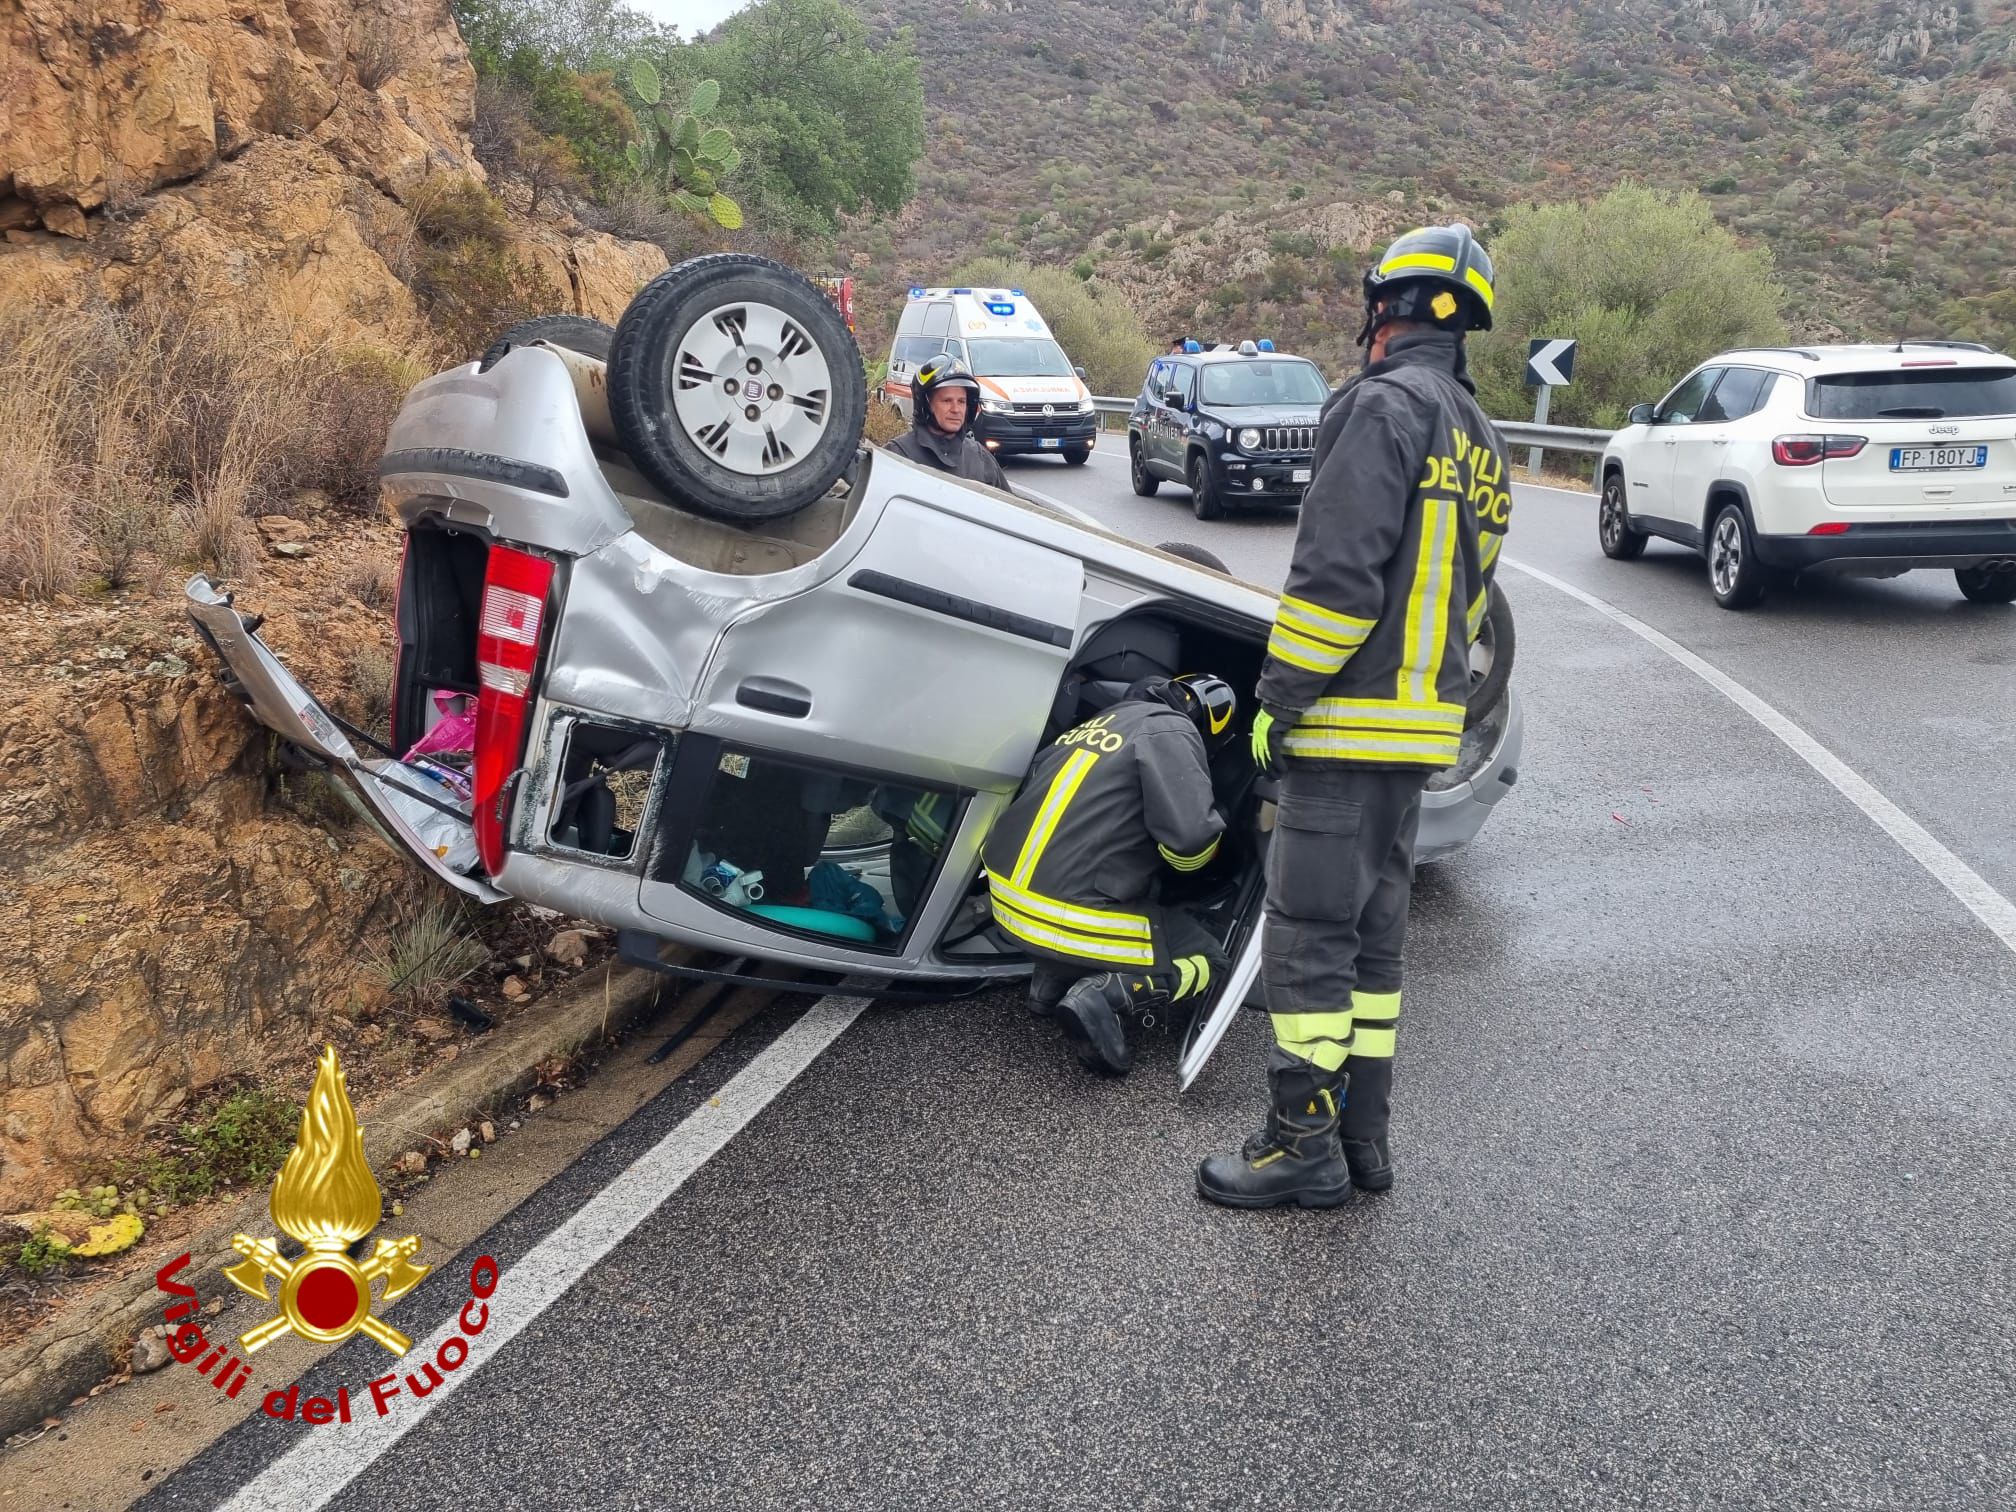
[912,356,983,437]
[1360,223,1496,341]
[1138,672,1239,747]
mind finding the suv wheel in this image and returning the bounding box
[1188,453,1225,522]
[1707,503,1769,609]
[1956,562,2016,604]
[1129,436,1159,496]
[607,254,865,523]
[1598,472,1648,560]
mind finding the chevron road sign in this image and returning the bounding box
[1525,338,1577,388]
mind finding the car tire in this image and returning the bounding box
[477,314,615,372]
[607,254,866,524]
[1707,502,1769,609]
[1062,444,1091,466]
[1188,453,1225,522]
[1598,471,1649,560]
[1129,437,1160,496]
[1466,580,1516,729]
[1154,541,1230,574]
[1955,563,2016,603]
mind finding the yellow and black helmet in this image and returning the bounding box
[913,356,983,436]
[1361,222,1496,340]
[1172,673,1239,748]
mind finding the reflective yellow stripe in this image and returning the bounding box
[1400,499,1457,704]
[1276,594,1374,648]
[1301,697,1464,732]
[1158,835,1220,872]
[1174,957,1197,999]
[1193,956,1212,998]
[1380,250,1457,275]
[1351,1023,1398,1058]
[1009,748,1098,887]
[986,872,1152,940]
[1480,530,1504,570]
[1281,729,1461,764]
[906,793,946,846]
[990,899,1156,967]
[1351,989,1400,1021]
[1465,266,1495,308]
[1266,628,1348,675]
[1466,589,1487,643]
[1272,1010,1352,1072]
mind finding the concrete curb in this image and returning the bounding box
[0,961,672,1445]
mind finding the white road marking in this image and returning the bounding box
[1505,556,2016,957]
[218,994,872,1512]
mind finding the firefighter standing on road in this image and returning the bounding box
[983,675,1239,1076]
[1196,223,1512,1210]
[887,356,1014,492]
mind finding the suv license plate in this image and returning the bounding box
[1291,467,1311,483]
[1039,437,1061,449]
[1891,445,1986,471]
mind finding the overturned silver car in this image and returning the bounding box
[187,256,1521,1065]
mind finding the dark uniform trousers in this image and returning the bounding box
[1261,766,1426,1074]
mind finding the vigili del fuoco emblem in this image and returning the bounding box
[225,1046,430,1356]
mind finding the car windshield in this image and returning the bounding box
[966,338,1075,378]
[1199,360,1329,406]
[1810,367,2016,420]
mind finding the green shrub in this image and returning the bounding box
[952,257,1156,396]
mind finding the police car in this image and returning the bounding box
[183,257,1520,1078]
[1128,340,1329,519]
[885,286,1099,463]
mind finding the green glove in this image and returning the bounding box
[1251,709,1286,775]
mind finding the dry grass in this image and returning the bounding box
[345,557,398,610]
[353,23,400,91]
[0,300,423,599]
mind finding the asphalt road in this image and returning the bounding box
[143,448,2016,1511]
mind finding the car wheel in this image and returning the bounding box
[477,314,615,372]
[1188,454,1225,521]
[1466,580,1516,728]
[607,254,866,523]
[1598,471,1648,560]
[1707,502,1769,609]
[1956,563,2016,603]
[1129,437,1160,496]
[1154,541,1230,573]
[1062,444,1091,466]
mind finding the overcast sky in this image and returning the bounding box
[637,0,754,36]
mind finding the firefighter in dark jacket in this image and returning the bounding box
[983,674,1239,1076]
[887,356,1013,492]
[1197,223,1512,1210]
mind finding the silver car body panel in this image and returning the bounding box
[189,348,1522,981]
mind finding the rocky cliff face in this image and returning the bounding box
[0,0,667,1208]
[0,0,666,330]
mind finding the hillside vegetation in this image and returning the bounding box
[845,0,2016,397]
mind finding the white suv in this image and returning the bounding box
[1597,343,2016,608]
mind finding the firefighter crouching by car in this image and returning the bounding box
[887,356,1014,492]
[983,675,1239,1076]
[1196,223,1512,1210]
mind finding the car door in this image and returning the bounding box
[1639,367,1725,532]
[1156,362,1196,477]
[1669,368,1772,542]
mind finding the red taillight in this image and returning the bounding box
[472,546,554,876]
[1807,521,1851,536]
[1772,434,1866,466]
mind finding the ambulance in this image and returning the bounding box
[884,287,1100,464]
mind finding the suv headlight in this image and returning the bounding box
[979,397,1011,415]
[1237,427,1263,450]
[1077,397,1096,413]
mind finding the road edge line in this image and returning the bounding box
[1504,555,2016,957]
[216,994,872,1512]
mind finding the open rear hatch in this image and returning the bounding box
[184,574,507,902]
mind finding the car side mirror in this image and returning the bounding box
[1073,366,1088,381]
[1628,403,1656,426]
[1162,388,1187,409]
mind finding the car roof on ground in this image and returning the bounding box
[1714,343,2016,374]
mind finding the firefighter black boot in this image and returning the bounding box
[1339,1057,1395,1192]
[1196,1048,1351,1210]
[1055,972,1162,1075]
[1027,964,1077,1021]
